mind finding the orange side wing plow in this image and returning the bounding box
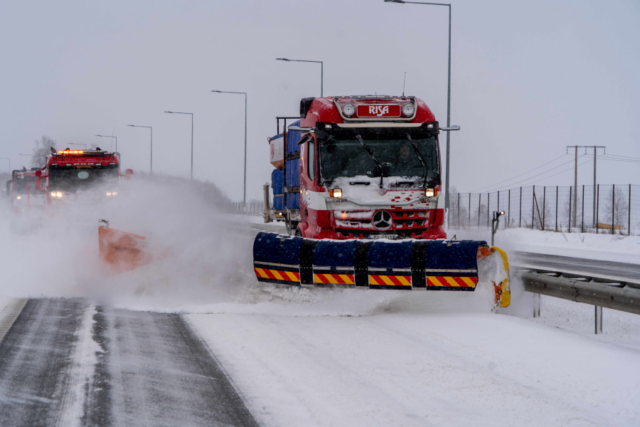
[98,220,152,273]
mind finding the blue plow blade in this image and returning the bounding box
[252,232,487,291]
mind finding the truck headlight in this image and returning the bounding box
[402,102,415,117]
[16,196,21,200]
[342,103,355,117]
[56,192,62,198]
[425,188,437,198]
[329,188,343,198]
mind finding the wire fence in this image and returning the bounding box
[450,184,640,235]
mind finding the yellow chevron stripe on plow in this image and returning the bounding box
[324,274,339,284]
[381,276,396,286]
[339,275,354,284]
[429,276,444,287]
[462,277,477,287]
[397,276,411,286]
[444,277,461,287]
[285,271,298,281]
[368,276,379,285]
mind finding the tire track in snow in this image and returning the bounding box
[0,298,87,426]
[88,306,258,427]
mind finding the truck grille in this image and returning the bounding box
[334,210,431,235]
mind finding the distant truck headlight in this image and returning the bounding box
[57,192,62,198]
[329,188,343,198]
[402,102,415,117]
[107,192,112,196]
[425,188,437,198]
[16,196,21,200]
[342,103,355,117]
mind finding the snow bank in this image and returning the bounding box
[445,227,640,264]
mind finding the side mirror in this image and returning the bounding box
[440,125,461,131]
[35,170,42,177]
[125,169,133,176]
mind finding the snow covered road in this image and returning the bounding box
[187,293,640,427]
[0,299,257,427]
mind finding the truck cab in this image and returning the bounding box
[40,148,121,202]
[267,95,448,240]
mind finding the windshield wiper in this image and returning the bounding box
[355,134,385,189]
[407,134,428,188]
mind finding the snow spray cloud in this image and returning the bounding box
[0,176,256,308]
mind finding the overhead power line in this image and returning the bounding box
[485,158,592,193]
[468,154,569,193]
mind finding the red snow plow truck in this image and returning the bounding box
[256,95,511,309]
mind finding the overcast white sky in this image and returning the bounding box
[1,0,638,200]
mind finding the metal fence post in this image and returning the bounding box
[596,185,600,234]
[531,185,535,229]
[469,193,471,227]
[542,187,546,231]
[519,187,522,228]
[508,189,511,229]
[629,184,632,236]
[478,194,481,228]
[612,184,615,235]
[457,192,460,228]
[581,185,585,233]
[487,193,490,229]
[568,186,572,233]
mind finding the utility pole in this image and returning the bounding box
[567,145,606,227]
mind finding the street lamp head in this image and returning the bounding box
[211,90,221,93]
[276,58,290,61]
[164,111,173,113]
[384,0,405,3]
[128,125,135,127]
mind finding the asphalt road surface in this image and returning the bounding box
[513,252,640,282]
[0,299,258,427]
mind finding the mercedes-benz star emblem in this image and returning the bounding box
[372,210,392,229]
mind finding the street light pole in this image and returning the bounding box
[128,125,153,174]
[211,90,248,207]
[164,112,194,179]
[276,58,324,97]
[96,135,118,152]
[385,0,453,222]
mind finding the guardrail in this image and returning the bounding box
[517,270,640,334]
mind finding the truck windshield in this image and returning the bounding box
[319,135,439,183]
[49,167,118,192]
[13,176,37,194]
